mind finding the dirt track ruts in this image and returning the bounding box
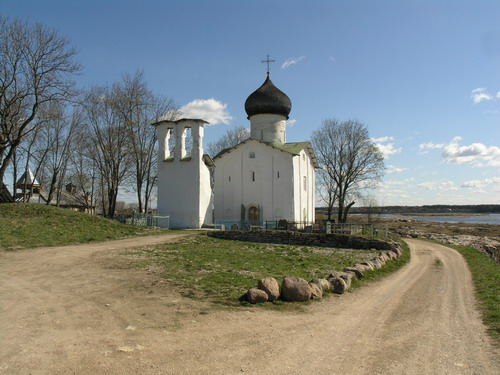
[0,235,498,374]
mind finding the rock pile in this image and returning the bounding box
[242,242,404,304]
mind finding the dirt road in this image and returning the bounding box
[1,236,498,374]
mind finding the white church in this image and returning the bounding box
[153,72,318,229]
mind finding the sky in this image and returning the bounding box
[2,0,500,206]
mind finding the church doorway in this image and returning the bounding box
[248,205,260,222]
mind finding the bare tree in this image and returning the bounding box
[316,167,338,221]
[67,136,97,213]
[360,193,380,223]
[34,102,80,206]
[114,71,179,213]
[311,119,384,223]
[206,126,250,158]
[82,85,132,218]
[0,17,81,186]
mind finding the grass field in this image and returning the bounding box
[0,203,162,250]
[1,203,411,310]
[116,234,410,308]
[424,239,500,344]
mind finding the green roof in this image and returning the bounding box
[213,138,319,168]
[273,142,310,155]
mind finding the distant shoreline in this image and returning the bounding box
[395,213,486,217]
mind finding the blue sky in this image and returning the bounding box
[3,0,500,206]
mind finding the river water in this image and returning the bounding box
[381,214,500,225]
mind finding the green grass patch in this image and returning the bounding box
[424,239,500,345]
[0,203,164,250]
[121,234,383,308]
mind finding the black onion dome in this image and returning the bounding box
[245,73,292,119]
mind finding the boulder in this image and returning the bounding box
[344,267,364,279]
[360,262,375,271]
[308,282,323,299]
[310,278,331,292]
[327,272,342,279]
[258,277,280,301]
[355,263,371,272]
[246,288,268,304]
[331,277,348,294]
[281,276,312,302]
[370,258,383,269]
[386,251,397,261]
[338,272,353,289]
[379,252,390,262]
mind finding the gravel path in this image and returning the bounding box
[0,236,498,374]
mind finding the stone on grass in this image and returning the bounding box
[310,278,331,292]
[379,252,390,262]
[331,277,348,294]
[371,258,383,269]
[308,282,323,299]
[360,262,375,271]
[338,272,353,289]
[344,267,364,279]
[386,251,397,261]
[258,277,280,301]
[246,288,268,304]
[281,276,312,302]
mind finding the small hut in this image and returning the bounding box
[15,168,42,202]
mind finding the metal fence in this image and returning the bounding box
[214,219,315,232]
[127,213,170,229]
[214,219,387,238]
[326,222,388,238]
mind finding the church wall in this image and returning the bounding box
[292,149,316,224]
[214,140,295,223]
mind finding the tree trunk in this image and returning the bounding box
[341,201,356,223]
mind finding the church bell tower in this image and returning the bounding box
[153,118,213,228]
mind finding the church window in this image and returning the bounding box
[167,128,175,157]
[303,176,307,190]
[185,127,193,157]
[251,171,255,182]
[249,152,255,158]
[229,176,231,182]
[302,153,305,161]
[277,171,280,178]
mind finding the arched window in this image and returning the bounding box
[249,152,255,159]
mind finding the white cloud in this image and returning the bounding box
[442,136,500,167]
[287,119,297,127]
[386,165,407,174]
[371,136,394,143]
[179,98,233,125]
[418,141,445,150]
[329,56,336,63]
[384,178,415,185]
[418,179,458,191]
[281,56,305,69]
[497,91,500,98]
[462,177,500,189]
[372,136,401,158]
[471,88,494,103]
[376,143,402,158]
